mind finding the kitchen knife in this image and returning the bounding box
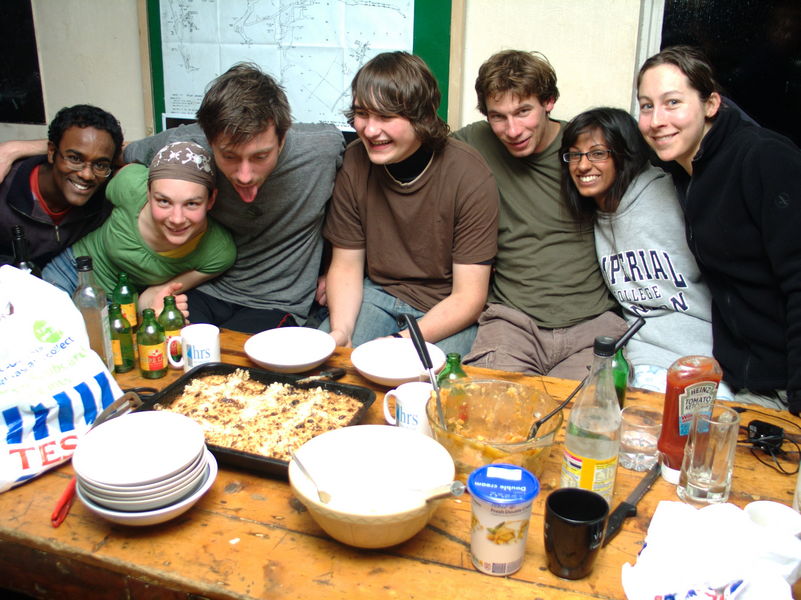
[295,368,346,384]
[603,461,661,546]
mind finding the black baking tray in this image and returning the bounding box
[135,362,376,479]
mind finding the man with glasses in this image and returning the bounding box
[0,104,123,269]
[452,50,626,379]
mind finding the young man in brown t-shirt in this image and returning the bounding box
[321,51,499,355]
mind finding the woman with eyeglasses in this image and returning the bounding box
[560,107,721,395]
[637,45,801,415]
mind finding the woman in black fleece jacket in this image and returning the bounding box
[636,45,801,415]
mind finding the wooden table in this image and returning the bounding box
[0,329,798,599]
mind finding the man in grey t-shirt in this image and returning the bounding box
[124,63,344,333]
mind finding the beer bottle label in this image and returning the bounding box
[139,343,166,372]
[121,302,138,328]
[112,339,123,367]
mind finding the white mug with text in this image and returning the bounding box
[167,324,221,372]
[383,381,433,437]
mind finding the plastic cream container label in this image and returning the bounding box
[467,464,539,576]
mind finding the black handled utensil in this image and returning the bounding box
[602,461,660,546]
[527,317,646,440]
[296,367,346,385]
[399,313,446,428]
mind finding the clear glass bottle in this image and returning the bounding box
[111,272,139,331]
[109,303,135,373]
[437,352,468,386]
[10,225,42,278]
[560,335,621,505]
[72,255,114,372]
[612,348,629,408]
[158,295,186,366]
[137,308,167,379]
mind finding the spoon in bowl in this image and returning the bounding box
[291,451,331,504]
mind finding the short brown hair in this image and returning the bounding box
[637,45,720,102]
[474,50,559,115]
[345,51,449,153]
[196,62,292,146]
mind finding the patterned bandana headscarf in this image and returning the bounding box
[148,141,215,190]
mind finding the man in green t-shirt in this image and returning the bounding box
[453,50,626,380]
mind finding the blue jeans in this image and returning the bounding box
[42,247,78,297]
[319,278,477,356]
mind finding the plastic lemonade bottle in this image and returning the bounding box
[111,272,139,331]
[560,336,621,505]
[72,256,114,372]
[657,356,722,482]
[137,308,167,379]
[157,295,186,366]
[109,303,135,373]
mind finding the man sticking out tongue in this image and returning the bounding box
[123,62,345,333]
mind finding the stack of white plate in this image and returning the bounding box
[72,411,217,526]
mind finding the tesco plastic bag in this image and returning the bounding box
[0,265,122,493]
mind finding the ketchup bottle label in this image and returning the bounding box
[678,381,717,435]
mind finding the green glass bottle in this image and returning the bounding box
[137,308,167,379]
[437,353,468,386]
[612,348,629,408]
[111,272,139,332]
[108,303,135,373]
[437,353,469,421]
[158,295,186,366]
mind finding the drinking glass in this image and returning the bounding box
[677,404,739,504]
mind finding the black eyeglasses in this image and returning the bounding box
[561,149,613,164]
[56,150,113,178]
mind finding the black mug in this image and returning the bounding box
[544,488,609,580]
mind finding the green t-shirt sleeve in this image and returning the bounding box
[106,163,148,209]
[195,218,236,275]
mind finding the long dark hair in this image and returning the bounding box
[560,107,653,226]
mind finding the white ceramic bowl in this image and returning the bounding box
[78,448,207,496]
[72,411,205,487]
[76,451,218,526]
[78,451,210,511]
[350,338,446,387]
[245,327,336,373]
[289,425,455,548]
[744,500,801,536]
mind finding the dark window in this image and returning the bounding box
[662,0,801,146]
[0,0,45,124]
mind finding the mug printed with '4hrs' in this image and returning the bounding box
[167,324,221,372]
[383,381,433,436]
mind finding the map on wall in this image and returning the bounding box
[159,0,414,130]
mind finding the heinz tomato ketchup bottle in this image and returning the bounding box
[658,356,722,483]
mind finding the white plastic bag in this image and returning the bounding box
[0,265,122,493]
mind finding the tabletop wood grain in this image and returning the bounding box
[1,329,798,599]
